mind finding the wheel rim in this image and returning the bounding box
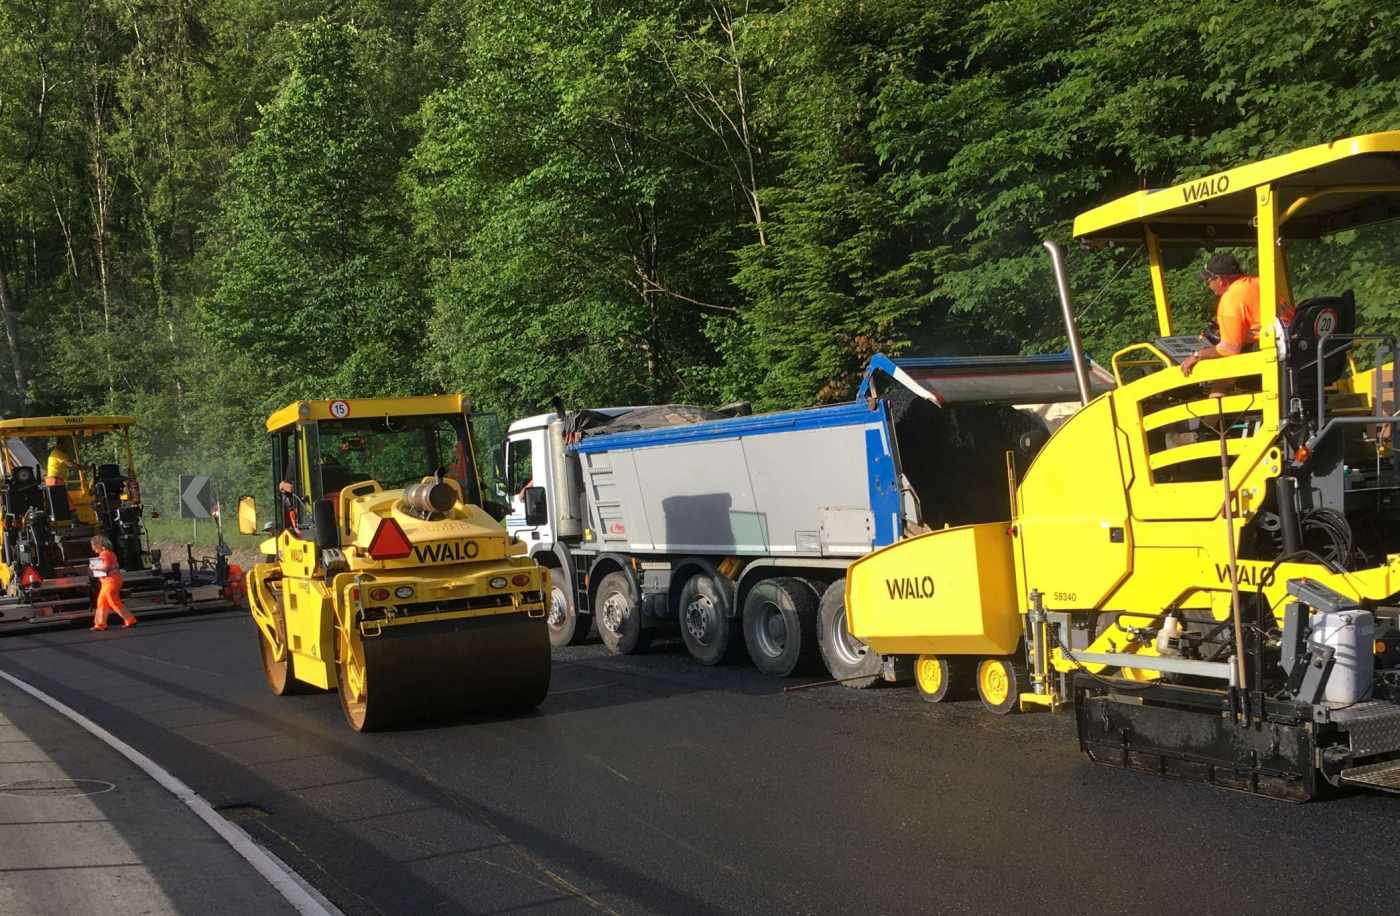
[683,595,716,645]
[828,606,868,666]
[978,659,1009,706]
[547,584,569,629]
[916,655,942,696]
[601,590,628,637]
[339,629,368,730]
[260,632,288,693]
[752,600,787,658]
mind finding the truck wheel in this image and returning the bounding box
[975,657,1022,715]
[678,572,741,665]
[742,578,820,676]
[914,654,963,703]
[596,571,651,655]
[817,578,881,688]
[545,566,590,647]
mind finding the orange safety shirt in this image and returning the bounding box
[95,548,123,587]
[1216,276,1295,355]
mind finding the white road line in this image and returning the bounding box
[0,667,342,916]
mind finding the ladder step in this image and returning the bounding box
[1340,758,1400,793]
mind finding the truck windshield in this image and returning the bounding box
[309,414,481,504]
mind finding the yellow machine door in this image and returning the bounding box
[1015,395,1134,611]
[274,424,336,689]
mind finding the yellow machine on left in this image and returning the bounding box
[239,395,551,732]
[0,415,235,631]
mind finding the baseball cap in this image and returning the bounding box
[1200,252,1243,280]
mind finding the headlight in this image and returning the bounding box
[394,585,415,599]
[489,576,508,589]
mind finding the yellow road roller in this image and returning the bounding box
[239,395,550,731]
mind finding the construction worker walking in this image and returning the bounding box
[89,535,136,630]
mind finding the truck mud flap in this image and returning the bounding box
[1075,685,1319,802]
[359,612,550,727]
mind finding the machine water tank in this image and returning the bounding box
[1312,610,1375,705]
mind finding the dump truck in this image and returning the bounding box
[847,131,1400,799]
[239,395,550,732]
[502,354,1112,681]
[0,415,232,631]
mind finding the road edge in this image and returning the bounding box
[0,666,343,916]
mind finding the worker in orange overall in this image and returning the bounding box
[89,535,136,630]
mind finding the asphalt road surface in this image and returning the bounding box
[3,610,1400,915]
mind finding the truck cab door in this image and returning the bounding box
[504,428,554,545]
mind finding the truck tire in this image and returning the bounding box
[545,566,590,647]
[678,572,741,666]
[817,578,881,688]
[596,571,651,655]
[742,577,820,677]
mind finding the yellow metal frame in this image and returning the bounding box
[265,395,471,431]
[0,415,138,478]
[1073,131,1400,240]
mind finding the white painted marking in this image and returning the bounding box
[0,668,342,916]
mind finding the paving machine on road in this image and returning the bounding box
[848,131,1400,799]
[0,415,231,631]
[240,396,550,732]
[502,354,1112,681]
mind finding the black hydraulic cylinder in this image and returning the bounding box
[1275,476,1301,555]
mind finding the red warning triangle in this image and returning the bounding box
[367,518,413,560]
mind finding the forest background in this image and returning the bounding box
[1,0,1399,523]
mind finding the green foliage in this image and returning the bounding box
[0,0,1398,502]
[209,19,427,399]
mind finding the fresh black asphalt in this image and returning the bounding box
[2,610,1399,915]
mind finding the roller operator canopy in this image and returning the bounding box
[266,395,471,431]
[1074,131,1400,245]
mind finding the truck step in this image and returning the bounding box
[1340,758,1400,793]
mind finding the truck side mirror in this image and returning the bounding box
[523,486,548,526]
[238,495,258,535]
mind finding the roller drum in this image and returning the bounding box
[345,612,550,731]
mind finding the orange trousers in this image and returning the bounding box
[93,576,136,628]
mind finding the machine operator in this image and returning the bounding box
[44,437,76,487]
[1180,252,1294,376]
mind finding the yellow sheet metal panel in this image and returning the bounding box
[1073,131,1400,242]
[1015,396,1133,611]
[265,395,469,431]
[0,415,135,436]
[847,523,1020,656]
[284,578,335,689]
